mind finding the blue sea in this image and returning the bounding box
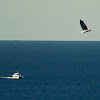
[0,41,100,100]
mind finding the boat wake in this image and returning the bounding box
[0,77,12,79]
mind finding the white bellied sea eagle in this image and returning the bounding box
[80,20,91,33]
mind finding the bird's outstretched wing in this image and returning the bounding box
[80,20,88,30]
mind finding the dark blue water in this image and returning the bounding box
[0,41,100,100]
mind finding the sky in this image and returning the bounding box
[0,0,100,41]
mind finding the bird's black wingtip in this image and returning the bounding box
[80,20,83,23]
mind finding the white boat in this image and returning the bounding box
[11,71,24,79]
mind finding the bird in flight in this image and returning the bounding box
[80,20,91,33]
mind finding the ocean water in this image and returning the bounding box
[0,41,100,100]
